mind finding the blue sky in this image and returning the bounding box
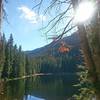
[3,0,74,51]
[3,0,51,51]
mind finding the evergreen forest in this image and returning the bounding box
[0,33,81,80]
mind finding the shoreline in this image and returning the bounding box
[0,72,77,82]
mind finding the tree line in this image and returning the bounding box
[0,34,26,79]
[0,33,80,80]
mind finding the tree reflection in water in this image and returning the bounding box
[0,74,78,100]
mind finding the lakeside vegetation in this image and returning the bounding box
[0,33,81,81]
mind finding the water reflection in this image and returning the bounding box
[24,95,45,100]
[0,74,78,100]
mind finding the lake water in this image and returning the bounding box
[0,74,78,100]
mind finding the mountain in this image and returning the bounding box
[26,32,81,58]
[25,32,83,73]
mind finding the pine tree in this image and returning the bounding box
[2,34,13,78]
[8,34,14,78]
[2,40,10,78]
[10,44,18,78]
[25,56,30,75]
[17,46,25,77]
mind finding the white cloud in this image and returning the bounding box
[18,5,46,24]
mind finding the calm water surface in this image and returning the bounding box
[0,74,78,100]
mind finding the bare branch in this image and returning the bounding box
[43,3,72,29]
[41,3,72,35]
[33,0,75,41]
[59,25,76,39]
[3,9,9,24]
[49,25,76,48]
[57,17,74,39]
[32,0,43,9]
[44,0,66,14]
[56,0,71,5]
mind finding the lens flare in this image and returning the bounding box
[74,1,95,23]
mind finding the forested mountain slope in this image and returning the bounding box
[26,32,81,58]
[25,32,83,74]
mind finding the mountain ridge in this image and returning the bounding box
[25,32,81,57]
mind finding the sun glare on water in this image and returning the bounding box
[74,1,95,23]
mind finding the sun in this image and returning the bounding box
[74,1,95,23]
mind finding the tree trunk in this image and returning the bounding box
[0,0,2,34]
[71,0,100,99]
[0,0,2,78]
[93,0,100,81]
[71,0,98,77]
[0,0,2,47]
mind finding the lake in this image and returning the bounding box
[0,74,78,100]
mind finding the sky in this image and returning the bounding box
[2,0,74,51]
[3,0,49,51]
